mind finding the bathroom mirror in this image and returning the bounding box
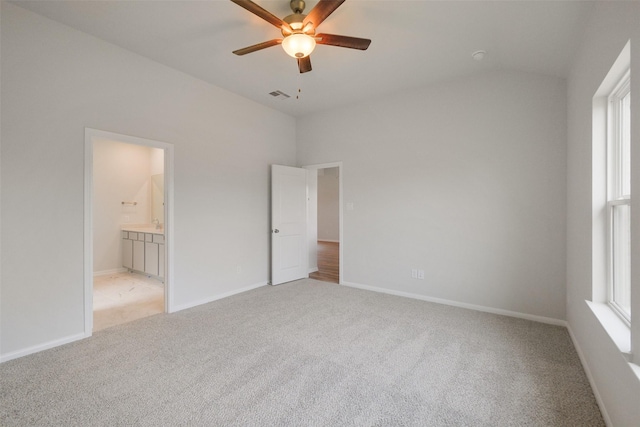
[151,173,164,224]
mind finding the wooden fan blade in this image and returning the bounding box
[233,39,282,56]
[230,0,291,31]
[303,0,346,28]
[298,56,312,73]
[316,33,371,50]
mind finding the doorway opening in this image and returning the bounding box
[305,162,343,284]
[84,129,174,336]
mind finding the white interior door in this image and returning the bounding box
[271,165,308,285]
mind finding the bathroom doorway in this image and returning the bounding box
[84,129,174,335]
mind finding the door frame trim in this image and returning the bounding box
[303,162,343,285]
[83,128,175,336]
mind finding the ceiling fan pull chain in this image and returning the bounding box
[296,72,302,100]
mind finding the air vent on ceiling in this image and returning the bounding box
[269,90,290,99]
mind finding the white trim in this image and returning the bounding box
[608,198,631,206]
[308,268,319,274]
[84,132,94,336]
[164,138,175,313]
[303,162,344,285]
[0,333,86,363]
[566,324,613,427]
[84,128,176,334]
[609,69,630,100]
[171,281,268,313]
[93,268,128,277]
[605,67,631,323]
[341,281,567,326]
[317,239,340,243]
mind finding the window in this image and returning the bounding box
[607,70,631,322]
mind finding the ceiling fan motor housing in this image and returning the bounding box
[290,0,306,14]
[283,13,306,32]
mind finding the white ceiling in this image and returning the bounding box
[11,0,593,117]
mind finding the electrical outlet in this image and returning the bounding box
[418,269,425,280]
[411,269,418,279]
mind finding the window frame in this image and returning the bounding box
[607,69,631,324]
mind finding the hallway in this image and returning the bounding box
[309,241,339,284]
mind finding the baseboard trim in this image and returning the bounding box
[318,239,339,243]
[0,332,88,363]
[341,281,567,327]
[170,281,268,313]
[1,281,268,362]
[308,268,319,274]
[566,324,613,427]
[93,268,128,277]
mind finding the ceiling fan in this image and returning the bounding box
[231,0,371,73]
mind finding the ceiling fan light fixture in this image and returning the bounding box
[231,0,371,72]
[282,33,316,58]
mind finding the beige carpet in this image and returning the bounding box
[0,279,604,426]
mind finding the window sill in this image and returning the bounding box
[586,300,632,362]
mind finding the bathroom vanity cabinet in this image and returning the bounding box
[121,229,165,279]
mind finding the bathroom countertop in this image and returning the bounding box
[121,225,164,235]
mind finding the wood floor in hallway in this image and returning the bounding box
[309,241,339,284]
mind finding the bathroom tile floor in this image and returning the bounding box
[93,272,164,332]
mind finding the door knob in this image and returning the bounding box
[273,229,279,233]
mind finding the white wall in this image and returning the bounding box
[93,139,157,274]
[566,2,640,425]
[0,3,296,358]
[150,147,164,176]
[317,168,339,242]
[297,70,567,321]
